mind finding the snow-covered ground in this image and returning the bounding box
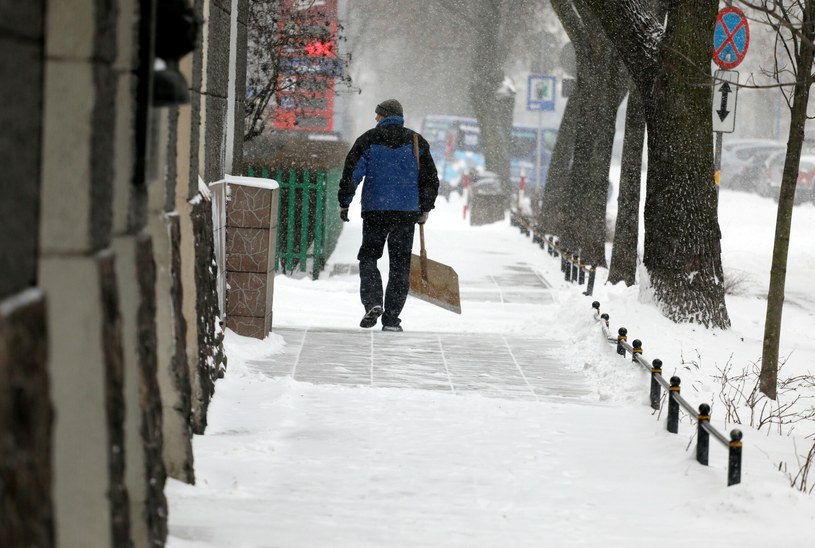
[167,184,815,547]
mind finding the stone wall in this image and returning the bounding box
[0,291,53,547]
[180,0,246,433]
[0,2,44,301]
[212,182,228,316]
[37,0,131,543]
[98,253,131,548]
[0,0,249,545]
[135,236,169,544]
[191,198,227,434]
[0,3,51,543]
[165,54,201,486]
[233,0,249,174]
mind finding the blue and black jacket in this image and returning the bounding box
[338,116,439,215]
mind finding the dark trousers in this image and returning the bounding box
[358,212,417,327]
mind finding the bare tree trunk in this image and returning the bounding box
[545,0,625,264]
[569,1,627,268]
[538,83,579,237]
[639,1,728,328]
[563,61,623,264]
[608,83,645,286]
[567,58,625,266]
[760,4,815,399]
[468,2,513,199]
[586,0,730,329]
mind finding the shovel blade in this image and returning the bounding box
[408,254,462,314]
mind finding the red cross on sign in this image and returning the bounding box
[305,40,336,58]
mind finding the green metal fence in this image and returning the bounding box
[245,166,343,280]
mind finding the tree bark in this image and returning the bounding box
[543,0,625,265]
[568,1,626,267]
[468,2,514,199]
[538,81,580,237]
[760,2,815,400]
[608,82,645,286]
[586,0,730,328]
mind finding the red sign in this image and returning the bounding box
[305,40,336,57]
[274,0,338,132]
[713,6,749,69]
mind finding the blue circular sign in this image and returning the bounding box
[713,7,750,69]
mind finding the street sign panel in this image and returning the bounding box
[527,75,556,112]
[712,70,739,133]
[713,7,750,69]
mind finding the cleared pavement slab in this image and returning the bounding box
[244,328,592,403]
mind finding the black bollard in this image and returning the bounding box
[578,264,586,285]
[650,359,662,410]
[600,313,609,328]
[571,255,579,282]
[631,339,643,363]
[564,255,571,281]
[547,237,554,255]
[697,403,711,466]
[616,327,627,356]
[667,376,681,434]
[584,267,596,296]
[728,429,743,486]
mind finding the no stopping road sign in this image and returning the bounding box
[713,6,750,69]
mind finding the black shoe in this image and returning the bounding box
[360,305,383,328]
[381,325,403,332]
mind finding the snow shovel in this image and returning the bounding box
[409,224,462,314]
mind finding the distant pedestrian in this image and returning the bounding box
[338,99,440,332]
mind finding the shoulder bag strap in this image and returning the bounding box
[413,133,420,172]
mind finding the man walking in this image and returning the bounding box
[338,99,439,332]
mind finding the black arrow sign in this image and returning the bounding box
[717,81,732,122]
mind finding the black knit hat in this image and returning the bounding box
[375,99,403,118]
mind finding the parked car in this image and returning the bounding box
[719,139,785,193]
[759,151,815,203]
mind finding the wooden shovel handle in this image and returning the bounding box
[414,135,429,279]
[419,223,428,279]
[419,223,427,259]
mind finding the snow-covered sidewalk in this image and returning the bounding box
[167,192,815,547]
[168,371,797,548]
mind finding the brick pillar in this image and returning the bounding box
[224,178,280,338]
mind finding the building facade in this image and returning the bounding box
[0,0,248,546]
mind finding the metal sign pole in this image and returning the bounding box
[535,109,543,189]
[714,131,723,196]
[527,74,556,191]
